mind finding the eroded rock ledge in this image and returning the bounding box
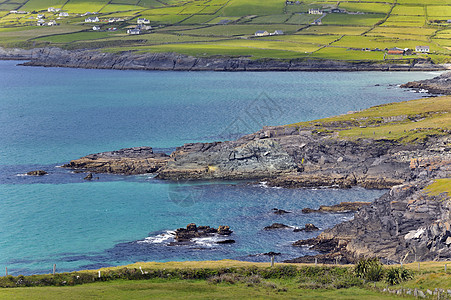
[401,72,451,95]
[287,180,451,264]
[0,47,448,72]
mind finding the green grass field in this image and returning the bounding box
[2,260,451,299]
[0,0,450,62]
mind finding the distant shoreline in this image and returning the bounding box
[0,47,449,72]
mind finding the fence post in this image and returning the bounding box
[418,262,420,272]
[271,255,274,267]
[53,264,56,275]
[315,258,317,266]
[445,264,447,272]
[98,271,101,278]
[5,267,7,276]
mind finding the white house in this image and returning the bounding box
[9,10,18,14]
[137,18,150,24]
[47,20,57,26]
[59,12,69,17]
[37,14,45,19]
[308,8,323,15]
[127,28,141,35]
[415,45,430,53]
[255,30,269,37]
[273,30,284,35]
[92,25,101,30]
[37,19,46,26]
[85,16,99,23]
[47,7,61,12]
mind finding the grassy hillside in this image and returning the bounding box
[289,95,451,143]
[0,0,450,62]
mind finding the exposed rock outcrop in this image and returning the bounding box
[401,72,451,94]
[63,146,170,175]
[301,202,371,213]
[0,47,447,71]
[174,223,232,242]
[26,170,47,176]
[264,223,291,230]
[289,179,451,263]
[293,223,320,232]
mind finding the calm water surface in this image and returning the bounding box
[0,61,440,274]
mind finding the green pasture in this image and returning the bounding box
[222,0,284,17]
[338,2,392,14]
[322,13,385,26]
[311,46,384,60]
[0,0,450,62]
[391,5,425,16]
[297,25,370,35]
[285,14,316,25]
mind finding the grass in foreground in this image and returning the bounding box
[5,260,451,299]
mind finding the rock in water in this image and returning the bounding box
[84,173,93,181]
[26,170,47,176]
[294,223,319,232]
[272,208,291,215]
[174,223,232,243]
[302,202,370,213]
[264,223,291,230]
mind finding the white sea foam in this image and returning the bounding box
[137,230,175,244]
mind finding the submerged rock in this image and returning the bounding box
[272,208,291,215]
[302,202,371,214]
[26,170,48,176]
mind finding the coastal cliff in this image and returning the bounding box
[401,72,451,95]
[0,47,448,71]
[287,179,451,264]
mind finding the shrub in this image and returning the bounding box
[385,267,413,285]
[354,258,385,282]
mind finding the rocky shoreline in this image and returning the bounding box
[0,47,449,72]
[61,72,451,264]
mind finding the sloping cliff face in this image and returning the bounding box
[289,180,451,264]
[0,47,447,71]
[401,72,451,94]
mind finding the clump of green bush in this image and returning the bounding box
[385,267,413,285]
[354,257,385,282]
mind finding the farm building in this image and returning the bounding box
[387,47,405,55]
[92,25,101,31]
[308,9,323,15]
[127,28,141,35]
[272,30,284,35]
[137,18,150,24]
[47,20,57,26]
[85,17,99,23]
[59,12,69,17]
[255,30,269,37]
[415,46,430,53]
[47,7,60,12]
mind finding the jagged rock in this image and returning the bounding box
[0,47,446,72]
[63,146,170,175]
[288,181,451,264]
[302,202,370,213]
[272,208,291,215]
[174,223,232,242]
[401,72,451,94]
[216,239,235,244]
[26,170,47,176]
[264,223,291,230]
[263,252,281,256]
[293,223,319,232]
[84,173,93,181]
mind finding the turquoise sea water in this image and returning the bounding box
[0,61,441,274]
